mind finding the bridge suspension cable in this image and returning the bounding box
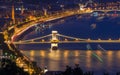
[20,34,52,42]
[13,41,51,44]
[58,34,87,41]
[11,31,120,44]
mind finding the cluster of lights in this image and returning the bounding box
[15,8,28,11]
[0,52,16,59]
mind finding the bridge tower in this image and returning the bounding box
[51,31,59,50]
[12,4,15,24]
[43,8,47,17]
[21,5,24,14]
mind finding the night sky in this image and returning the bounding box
[22,0,119,4]
[1,0,119,4]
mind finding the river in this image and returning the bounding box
[17,12,120,75]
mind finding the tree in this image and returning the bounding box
[0,58,29,75]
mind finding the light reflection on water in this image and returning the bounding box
[21,50,120,74]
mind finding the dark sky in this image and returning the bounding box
[2,0,119,3]
[22,0,119,4]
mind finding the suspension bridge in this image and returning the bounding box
[6,31,120,50]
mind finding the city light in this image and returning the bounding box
[0,0,120,75]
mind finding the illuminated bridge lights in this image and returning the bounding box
[41,39,45,42]
[64,38,68,41]
[75,38,79,41]
[51,40,59,43]
[10,31,120,46]
[98,38,101,40]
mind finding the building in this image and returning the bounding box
[0,49,3,59]
[0,49,3,55]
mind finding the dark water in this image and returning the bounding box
[21,50,120,75]
[19,13,120,50]
[18,13,120,74]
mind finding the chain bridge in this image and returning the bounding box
[7,31,120,50]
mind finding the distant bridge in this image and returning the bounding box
[93,9,120,13]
